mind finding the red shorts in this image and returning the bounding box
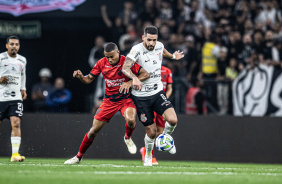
[154,112,165,128]
[94,98,136,122]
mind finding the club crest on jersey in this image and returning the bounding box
[140,114,147,123]
[0,0,86,16]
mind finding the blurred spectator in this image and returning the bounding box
[88,36,106,113]
[217,47,229,115]
[158,0,176,28]
[183,35,200,81]
[238,34,254,70]
[118,0,138,27]
[88,36,106,68]
[137,0,159,31]
[31,68,54,112]
[256,0,281,26]
[119,24,137,51]
[101,5,125,44]
[46,78,72,113]
[226,58,238,81]
[186,77,207,115]
[261,30,280,66]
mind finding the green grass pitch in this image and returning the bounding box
[0,158,282,184]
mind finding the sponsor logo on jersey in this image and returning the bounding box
[3,91,16,97]
[105,78,125,87]
[157,52,162,61]
[0,0,86,16]
[134,52,140,59]
[145,84,158,92]
[140,114,147,123]
[105,65,112,68]
[153,60,157,65]
[149,71,161,78]
[145,59,150,62]
[143,51,148,55]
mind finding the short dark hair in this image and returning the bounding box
[104,42,118,52]
[6,35,20,44]
[144,25,158,36]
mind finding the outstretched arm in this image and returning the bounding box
[73,70,96,84]
[163,48,184,60]
[122,57,143,90]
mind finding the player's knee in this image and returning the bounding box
[147,126,157,139]
[11,119,21,129]
[88,128,99,139]
[126,118,136,128]
[167,116,178,127]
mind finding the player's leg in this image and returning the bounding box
[162,107,178,135]
[122,106,137,154]
[64,119,107,164]
[153,91,177,154]
[10,116,25,162]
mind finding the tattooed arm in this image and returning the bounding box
[122,57,143,90]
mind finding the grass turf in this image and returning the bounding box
[0,158,282,184]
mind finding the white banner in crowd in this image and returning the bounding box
[233,64,282,117]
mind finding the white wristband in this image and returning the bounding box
[172,54,176,60]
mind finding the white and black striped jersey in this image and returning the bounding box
[0,52,26,101]
[127,41,164,97]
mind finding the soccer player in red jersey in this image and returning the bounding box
[64,43,149,164]
[140,66,173,165]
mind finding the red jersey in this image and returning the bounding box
[160,66,173,91]
[90,55,141,102]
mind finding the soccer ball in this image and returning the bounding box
[155,133,174,152]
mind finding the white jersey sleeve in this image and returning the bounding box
[20,58,27,91]
[126,44,141,62]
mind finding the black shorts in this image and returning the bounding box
[0,100,23,121]
[131,90,173,126]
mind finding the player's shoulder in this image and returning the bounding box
[156,41,164,49]
[130,43,143,52]
[17,53,27,64]
[0,52,8,59]
[96,57,107,65]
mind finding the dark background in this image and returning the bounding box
[1,114,282,163]
[0,0,128,112]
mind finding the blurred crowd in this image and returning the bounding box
[31,0,282,115]
[94,0,282,115]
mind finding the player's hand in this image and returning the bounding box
[0,76,8,84]
[21,90,27,100]
[132,77,142,91]
[173,50,184,60]
[73,70,84,79]
[119,81,132,94]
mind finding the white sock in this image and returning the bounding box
[144,134,154,156]
[11,137,21,154]
[163,121,176,135]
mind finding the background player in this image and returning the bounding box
[64,43,149,164]
[122,25,184,166]
[0,36,27,162]
[140,65,173,165]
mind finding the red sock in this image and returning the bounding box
[124,123,136,139]
[76,132,94,159]
[152,146,155,158]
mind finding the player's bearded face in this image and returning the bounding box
[6,39,20,57]
[143,34,158,51]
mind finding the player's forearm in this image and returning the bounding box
[166,85,173,98]
[138,70,150,82]
[163,48,174,59]
[122,57,138,79]
[79,75,94,84]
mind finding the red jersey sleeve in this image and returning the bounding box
[90,59,102,76]
[167,68,173,84]
[131,62,142,75]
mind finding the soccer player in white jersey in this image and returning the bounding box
[0,36,27,162]
[122,26,184,166]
